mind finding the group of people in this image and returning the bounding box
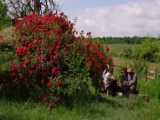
[102,65,138,96]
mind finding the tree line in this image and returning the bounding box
[92,36,160,44]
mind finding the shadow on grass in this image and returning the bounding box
[0,70,33,103]
[0,115,11,120]
[62,93,122,110]
[60,93,124,119]
[0,70,122,119]
[0,73,122,108]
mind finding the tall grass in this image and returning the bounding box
[0,51,14,72]
[0,95,160,120]
[138,79,160,99]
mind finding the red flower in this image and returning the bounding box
[11,64,17,72]
[50,93,56,96]
[28,43,34,49]
[19,74,25,81]
[106,47,110,52]
[40,54,45,63]
[28,69,33,77]
[55,54,60,64]
[51,67,61,76]
[11,64,17,77]
[96,51,104,60]
[16,47,27,56]
[47,79,52,88]
[22,47,27,53]
[108,55,112,61]
[31,64,36,70]
[36,54,40,63]
[56,80,62,88]
[19,61,26,69]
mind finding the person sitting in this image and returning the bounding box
[122,67,138,95]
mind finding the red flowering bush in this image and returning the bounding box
[77,39,113,90]
[10,11,112,105]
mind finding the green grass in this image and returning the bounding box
[138,79,160,98]
[107,44,137,57]
[0,78,160,120]
[0,51,15,72]
[1,77,160,120]
[0,95,160,120]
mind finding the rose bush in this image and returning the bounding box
[10,11,112,105]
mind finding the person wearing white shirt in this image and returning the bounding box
[102,65,115,95]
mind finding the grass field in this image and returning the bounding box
[107,44,136,57]
[0,95,160,120]
[0,75,160,120]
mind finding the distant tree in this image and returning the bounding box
[0,0,7,18]
[5,0,57,17]
[0,0,11,29]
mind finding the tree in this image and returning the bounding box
[0,0,7,18]
[0,0,11,29]
[5,0,57,17]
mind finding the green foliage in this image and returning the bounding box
[139,79,160,99]
[119,38,160,63]
[133,39,160,62]
[120,47,133,58]
[5,0,57,17]
[0,49,15,72]
[62,44,94,103]
[63,44,87,75]
[92,36,160,44]
[0,0,11,30]
[131,59,148,79]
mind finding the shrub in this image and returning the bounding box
[120,47,133,58]
[0,0,11,30]
[133,39,160,62]
[139,79,160,99]
[119,39,160,63]
[9,12,112,105]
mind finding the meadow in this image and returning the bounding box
[1,34,160,120]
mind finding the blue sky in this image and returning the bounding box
[57,0,160,37]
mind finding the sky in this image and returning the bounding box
[56,0,160,37]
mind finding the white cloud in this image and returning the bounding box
[73,0,160,37]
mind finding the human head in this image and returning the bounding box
[126,67,133,73]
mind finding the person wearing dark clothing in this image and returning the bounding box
[123,67,138,95]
